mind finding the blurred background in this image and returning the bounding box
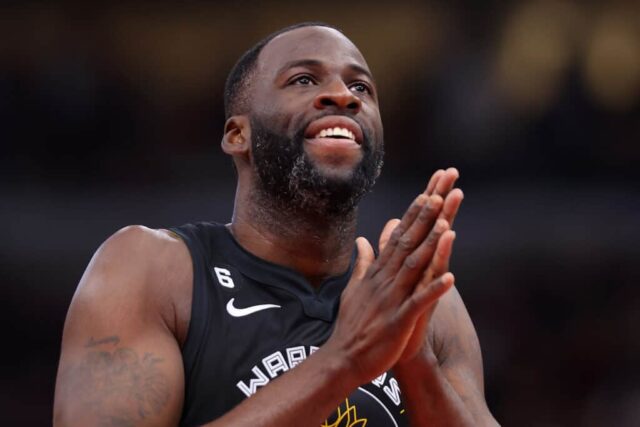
[1,0,639,425]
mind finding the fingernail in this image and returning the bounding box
[443,272,455,286]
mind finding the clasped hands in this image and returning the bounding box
[325,168,463,384]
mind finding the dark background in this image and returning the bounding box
[2,1,639,425]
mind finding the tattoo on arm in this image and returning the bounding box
[67,336,170,427]
[85,335,120,347]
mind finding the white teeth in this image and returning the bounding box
[314,127,355,140]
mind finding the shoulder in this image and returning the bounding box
[90,225,190,279]
[76,225,193,342]
[82,225,191,298]
[96,224,186,261]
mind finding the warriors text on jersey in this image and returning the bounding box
[171,222,408,427]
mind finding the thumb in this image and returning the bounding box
[378,219,401,253]
[353,237,375,281]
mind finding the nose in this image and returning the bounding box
[313,79,362,113]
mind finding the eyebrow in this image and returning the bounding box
[276,58,375,82]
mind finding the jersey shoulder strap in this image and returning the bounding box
[168,222,229,396]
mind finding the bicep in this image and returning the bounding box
[55,331,184,427]
[54,230,185,427]
[432,286,497,424]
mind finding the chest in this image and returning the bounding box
[181,260,408,427]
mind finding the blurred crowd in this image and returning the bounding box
[1,1,638,425]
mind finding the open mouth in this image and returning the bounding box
[304,115,364,145]
[314,127,356,141]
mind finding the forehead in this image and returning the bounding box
[257,26,370,77]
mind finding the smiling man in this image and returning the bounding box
[54,23,499,426]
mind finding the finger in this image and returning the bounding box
[393,219,450,293]
[440,188,464,227]
[396,273,455,329]
[433,167,459,197]
[353,237,375,281]
[425,169,445,195]
[378,194,443,275]
[341,237,375,303]
[379,218,401,254]
[425,230,456,283]
[377,193,431,265]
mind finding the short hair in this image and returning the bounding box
[223,22,342,119]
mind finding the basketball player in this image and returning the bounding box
[54,23,499,426]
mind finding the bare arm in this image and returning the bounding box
[394,287,499,426]
[54,226,191,427]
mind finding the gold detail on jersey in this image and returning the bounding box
[321,398,367,427]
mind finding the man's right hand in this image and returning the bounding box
[381,168,464,363]
[322,191,455,386]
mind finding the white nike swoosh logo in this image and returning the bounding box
[226,298,281,317]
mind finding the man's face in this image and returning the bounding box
[247,26,384,217]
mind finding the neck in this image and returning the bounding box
[229,183,358,288]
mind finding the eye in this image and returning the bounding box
[290,75,316,86]
[350,81,372,94]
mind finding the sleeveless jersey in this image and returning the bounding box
[171,222,408,427]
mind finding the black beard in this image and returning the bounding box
[250,115,384,219]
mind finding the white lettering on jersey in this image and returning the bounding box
[286,346,307,368]
[383,377,402,406]
[213,266,234,288]
[236,366,269,397]
[237,345,403,408]
[372,372,387,387]
[263,351,289,378]
[371,371,403,406]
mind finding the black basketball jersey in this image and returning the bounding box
[171,222,408,427]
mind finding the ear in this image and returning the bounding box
[221,115,251,159]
